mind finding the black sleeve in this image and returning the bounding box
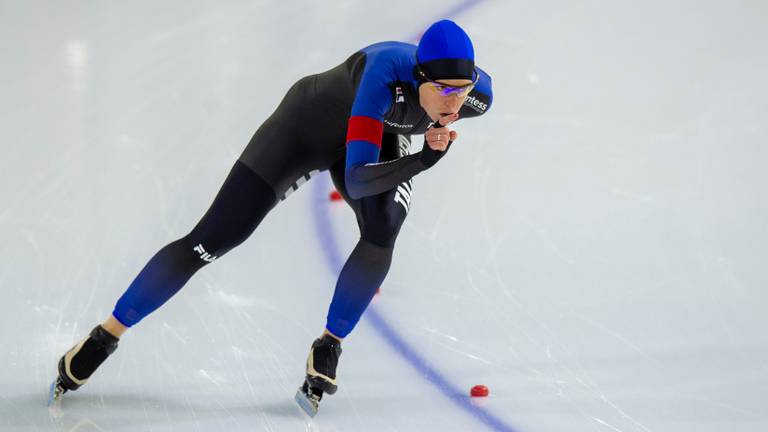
[345,121,458,200]
[345,153,427,200]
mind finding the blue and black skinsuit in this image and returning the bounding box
[111,41,493,339]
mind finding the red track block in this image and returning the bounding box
[470,385,489,397]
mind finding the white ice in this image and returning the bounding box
[1,1,767,431]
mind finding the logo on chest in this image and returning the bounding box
[384,119,414,129]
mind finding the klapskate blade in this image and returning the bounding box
[294,387,318,418]
[47,380,59,407]
[47,379,65,418]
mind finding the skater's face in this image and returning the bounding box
[418,77,475,122]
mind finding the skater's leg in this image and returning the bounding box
[303,236,395,391]
[324,238,395,338]
[298,135,413,402]
[53,161,277,396]
[324,133,413,338]
[112,160,277,328]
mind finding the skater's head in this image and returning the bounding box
[416,20,478,122]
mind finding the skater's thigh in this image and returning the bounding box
[187,161,278,257]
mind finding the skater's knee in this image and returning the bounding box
[180,232,226,265]
[360,213,405,248]
[357,180,411,248]
[184,164,277,259]
[168,233,220,269]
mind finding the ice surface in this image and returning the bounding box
[1,0,767,431]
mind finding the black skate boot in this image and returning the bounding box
[48,325,119,405]
[306,334,342,395]
[294,334,342,417]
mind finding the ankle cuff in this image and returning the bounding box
[91,326,119,354]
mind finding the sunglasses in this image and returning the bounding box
[418,66,479,97]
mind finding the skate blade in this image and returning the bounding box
[47,379,65,417]
[294,387,319,418]
[47,380,61,407]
